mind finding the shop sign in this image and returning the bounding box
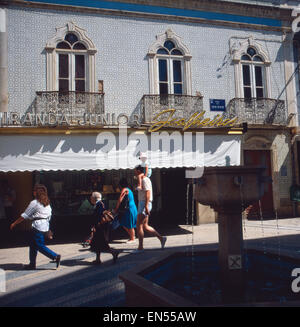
[0,112,138,128]
[0,109,238,131]
[148,109,238,132]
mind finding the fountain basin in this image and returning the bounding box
[119,249,300,306]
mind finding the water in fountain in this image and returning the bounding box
[184,182,192,297]
[258,199,267,255]
[273,184,285,303]
[239,182,249,275]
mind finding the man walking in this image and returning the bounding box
[134,165,167,253]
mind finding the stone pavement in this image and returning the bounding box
[0,218,300,307]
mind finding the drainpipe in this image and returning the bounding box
[0,8,8,124]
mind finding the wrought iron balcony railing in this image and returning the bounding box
[35,91,105,118]
[142,94,204,124]
[226,98,287,125]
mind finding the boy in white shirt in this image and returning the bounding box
[137,152,152,190]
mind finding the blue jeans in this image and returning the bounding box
[29,229,58,266]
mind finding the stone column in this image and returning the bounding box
[218,208,244,303]
[0,8,8,116]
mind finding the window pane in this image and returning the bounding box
[57,42,71,49]
[253,55,263,62]
[173,60,182,82]
[76,80,85,92]
[242,65,250,86]
[241,54,251,61]
[159,83,168,95]
[59,79,69,92]
[73,42,87,50]
[157,48,169,55]
[255,66,263,87]
[75,55,85,78]
[164,40,175,51]
[244,87,251,99]
[256,88,264,98]
[174,84,183,94]
[159,59,168,82]
[59,54,69,78]
[65,33,78,45]
[247,47,256,57]
[171,49,183,56]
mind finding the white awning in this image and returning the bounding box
[0,133,241,172]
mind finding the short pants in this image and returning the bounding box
[137,201,152,216]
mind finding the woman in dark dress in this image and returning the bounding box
[89,192,120,265]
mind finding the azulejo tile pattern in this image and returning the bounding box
[7,6,285,119]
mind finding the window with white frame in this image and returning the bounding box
[45,22,97,93]
[56,33,87,92]
[232,38,271,99]
[148,29,192,95]
[157,41,184,95]
[241,47,266,99]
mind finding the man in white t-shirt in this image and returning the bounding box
[133,165,167,253]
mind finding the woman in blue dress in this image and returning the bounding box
[114,178,137,243]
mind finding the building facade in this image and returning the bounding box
[1,0,300,233]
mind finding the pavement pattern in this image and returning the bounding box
[0,218,300,307]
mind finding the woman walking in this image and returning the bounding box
[10,184,61,270]
[114,178,137,243]
[89,192,121,264]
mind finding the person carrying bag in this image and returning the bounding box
[10,184,61,270]
[89,192,121,265]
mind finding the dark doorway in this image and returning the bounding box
[244,150,274,219]
[160,168,187,226]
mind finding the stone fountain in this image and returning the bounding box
[120,166,300,306]
[193,166,266,303]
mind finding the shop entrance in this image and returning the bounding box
[244,150,274,219]
[160,168,187,226]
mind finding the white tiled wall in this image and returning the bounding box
[7,7,286,117]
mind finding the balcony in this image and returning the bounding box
[35,91,105,118]
[226,98,287,125]
[142,94,204,124]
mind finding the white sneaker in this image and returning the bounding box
[126,239,136,244]
[161,236,167,249]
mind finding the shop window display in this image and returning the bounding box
[35,170,136,216]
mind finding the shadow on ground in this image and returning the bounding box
[1,233,300,307]
[0,223,191,249]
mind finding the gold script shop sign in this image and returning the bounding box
[148,109,238,132]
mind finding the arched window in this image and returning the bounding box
[232,38,271,99]
[157,41,184,95]
[148,29,192,95]
[45,22,97,92]
[56,33,87,92]
[241,47,266,99]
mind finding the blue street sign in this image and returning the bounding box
[210,99,226,111]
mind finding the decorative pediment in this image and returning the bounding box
[148,28,191,59]
[232,37,270,65]
[244,135,272,149]
[45,21,97,53]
